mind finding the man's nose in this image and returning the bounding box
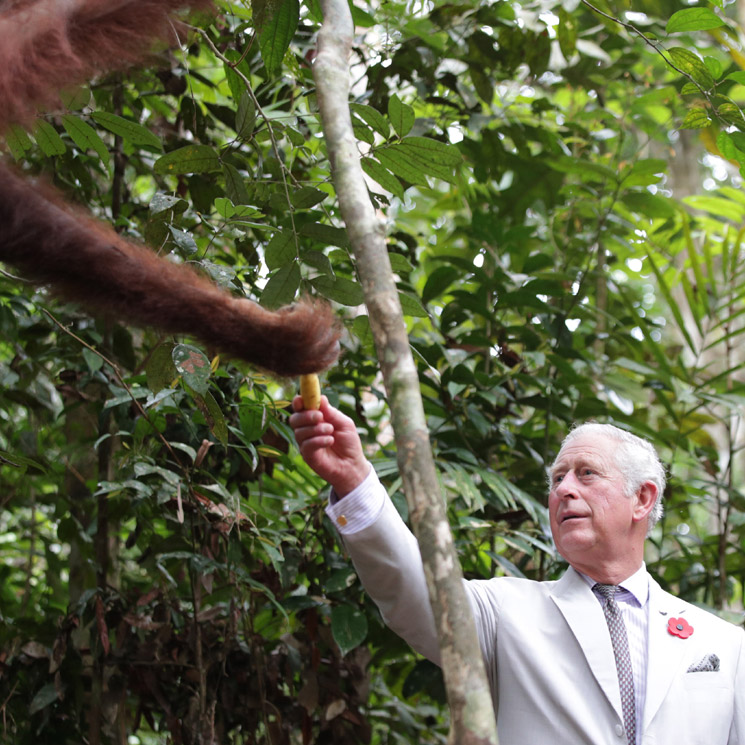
[555,471,579,497]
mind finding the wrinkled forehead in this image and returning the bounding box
[550,434,619,475]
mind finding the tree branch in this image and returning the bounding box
[312,1,498,742]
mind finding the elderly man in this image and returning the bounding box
[290,397,745,745]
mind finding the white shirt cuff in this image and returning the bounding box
[325,463,386,534]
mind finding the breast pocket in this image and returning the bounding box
[681,671,731,691]
[653,677,734,744]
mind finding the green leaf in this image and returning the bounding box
[146,345,177,393]
[351,315,374,346]
[91,111,162,150]
[668,48,715,89]
[257,0,299,77]
[173,344,211,395]
[261,263,300,308]
[222,163,251,205]
[223,49,252,101]
[620,192,677,219]
[666,8,724,33]
[82,347,103,373]
[236,90,256,138]
[61,115,109,164]
[716,131,745,168]
[169,226,198,255]
[201,391,228,445]
[398,292,428,318]
[704,56,723,79]
[683,194,745,221]
[388,94,415,138]
[0,450,48,474]
[379,137,462,185]
[388,253,414,274]
[200,260,236,287]
[6,125,33,160]
[726,71,745,85]
[646,254,697,356]
[353,119,375,146]
[422,265,460,304]
[376,146,427,185]
[150,193,188,215]
[239,404,268,442]
[716,102,745,127]
[302,249,334,276]
[299,222,350,248]
[728,131,745,153]
[350,103,390,138]
[292,186,327,209]
[680,107,712,129]
[360,157,405,200]
[59,86,91,110]
[621,158,667,187]
[33,120,66,156]
[311,276,365,306]
[154,145,221,175]
[29,683,59,715]
[557,8,578,59]
[265,230,297,270]
[330,605,368,657]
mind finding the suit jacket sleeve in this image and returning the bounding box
[335,478,500,682]
[338,486,443,663]
[728,628,745,745]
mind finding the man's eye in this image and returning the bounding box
[553,474,564,484]
[582,468,594,476]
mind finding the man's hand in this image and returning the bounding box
[289,395,369,497]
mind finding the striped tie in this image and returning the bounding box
[594,584,636,745]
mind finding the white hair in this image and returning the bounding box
[552,422,666,533]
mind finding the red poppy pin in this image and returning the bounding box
[667,617,694,639]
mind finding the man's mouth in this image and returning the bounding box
[560,514,586,524]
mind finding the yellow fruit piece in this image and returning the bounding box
[300,373,321,410]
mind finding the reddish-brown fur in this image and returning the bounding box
[0,164,340,376]
[0,0,341,376]
[0,0,214,132]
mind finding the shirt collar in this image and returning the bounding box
[577,562,650,607]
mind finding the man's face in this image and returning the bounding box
[548,435,636,572]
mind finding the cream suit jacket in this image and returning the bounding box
[340,490,745,745]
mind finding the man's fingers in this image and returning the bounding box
[298,433,335,455]
[318,397,355,430]
[292,420,333,444]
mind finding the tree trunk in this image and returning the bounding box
[312,2,499,743]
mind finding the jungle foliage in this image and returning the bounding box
[2,0,745,742]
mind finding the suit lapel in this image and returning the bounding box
[642,580,692,730]
[550,568,624,721]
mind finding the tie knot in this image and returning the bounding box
[594,583,619,600]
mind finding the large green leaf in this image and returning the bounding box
[360,157,405,200]
[668,48,716,89]
[256,0,299,77]
[261,263,301,308]
[154,145,222,175]
[61,114,109,164]
[311,275,365,306]
[667,8,724,34]
[173,344,211,395]
[388,94,415,138]
[91,111,162,150]
[330,605,368,657]
[33,120,65,157]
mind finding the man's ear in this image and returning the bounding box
[633,481,658,523]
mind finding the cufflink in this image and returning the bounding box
[337,515,347,526]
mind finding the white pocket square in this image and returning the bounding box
[687,653,720,673]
